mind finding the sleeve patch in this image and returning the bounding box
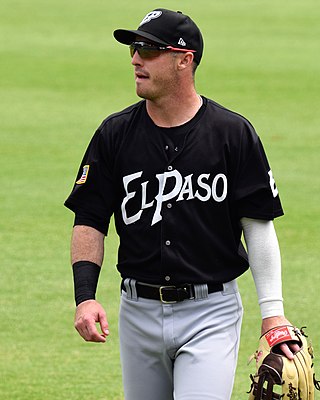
[76,165,90,185]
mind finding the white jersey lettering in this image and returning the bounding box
[212,173,228,202]
[121,169,228,226]
[176,174,194,202]
[121,171,143,225]
[268,170,278,198]
[194,174,211,201]
[152,170,183,226]
[141,180,154,209]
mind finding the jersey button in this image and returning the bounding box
[165,276,171,282]
[168,165,173,171]
[167,203,172,209]
[165,145,169,151]
[165,240,171,246]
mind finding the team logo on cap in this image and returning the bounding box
[139,11,162,26]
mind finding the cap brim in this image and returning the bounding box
[113,29,170,46]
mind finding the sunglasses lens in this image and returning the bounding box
[129,45,135,57]
[130,43,166,59]
[141,49,160,58]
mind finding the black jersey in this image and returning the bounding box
[65,97,283,285]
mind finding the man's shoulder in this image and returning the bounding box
[99,100,145,131]
[204,97,255,130]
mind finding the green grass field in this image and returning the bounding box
[1,0,319,398]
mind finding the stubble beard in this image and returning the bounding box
[135,69,179,102]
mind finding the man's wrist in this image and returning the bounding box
[72,261,101,306]
[259,299,284,319]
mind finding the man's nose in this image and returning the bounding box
[131,49,143,66]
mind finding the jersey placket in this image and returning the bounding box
[159,136,186,284]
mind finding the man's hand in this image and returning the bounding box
[74,299,109,342]
[261,315,301,360]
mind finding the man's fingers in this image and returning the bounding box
[98,311,110,336]
[75,316,106,342]
[75,314,107,342]
[74,300,109,342]
[279,343,294,360]
[279,342,301,360]
[289,343,301,354]
[84,315,106,342]
[84,321,107,342]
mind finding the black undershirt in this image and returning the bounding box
[149,98,205,160]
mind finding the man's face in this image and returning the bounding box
[130,41,180,101]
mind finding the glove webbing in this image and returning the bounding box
[255,369,283,400]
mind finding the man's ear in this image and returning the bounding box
[177,52,195,71]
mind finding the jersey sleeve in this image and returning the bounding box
[234,123,284,220]
[64,125,116,235]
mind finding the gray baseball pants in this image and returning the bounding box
[119,279,243,400]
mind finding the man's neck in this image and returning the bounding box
[146,91,202,128]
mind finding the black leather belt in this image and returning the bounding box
[121,280,223,303]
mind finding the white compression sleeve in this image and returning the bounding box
[240,217,284,319]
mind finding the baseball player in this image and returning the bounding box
[65,9,299,400]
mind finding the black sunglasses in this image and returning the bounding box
[129,41,196,59]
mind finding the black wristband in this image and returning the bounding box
[72,261,101,306]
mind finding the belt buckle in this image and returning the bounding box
[159,286,177,304]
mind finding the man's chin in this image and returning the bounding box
[136,88,149,100]
[136,92,146,100]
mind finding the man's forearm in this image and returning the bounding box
[70,225,109,341]
[71,225,105,306]
[71,225,105,266]
[241,217,284,319]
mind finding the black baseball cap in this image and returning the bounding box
[113,9,204,65]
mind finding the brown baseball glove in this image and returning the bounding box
[247,325,320,399]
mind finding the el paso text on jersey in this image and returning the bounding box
[121,168,277,227]
[121,168,227,226]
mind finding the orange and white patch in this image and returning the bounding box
[76,165,90,184]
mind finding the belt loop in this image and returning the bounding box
[222,279,238,295]
[193,284,209,301]
[123,278,138,301]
